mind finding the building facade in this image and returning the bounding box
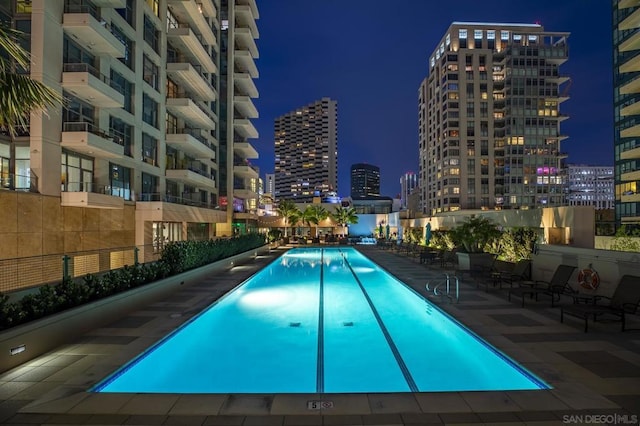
[274,98,338,202]
[0,0,258,290]
[566,164,614,210]
[399,171,418,209]
[613,0,640,229]
[350,163,380,197]
[419,22,569,216]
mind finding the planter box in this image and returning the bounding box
[456,252,494,271]
[0,245,271,374]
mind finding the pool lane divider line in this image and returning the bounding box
[317,248,325,393]
[339,249,419,392]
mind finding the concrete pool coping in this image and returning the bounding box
[1,245,639,425]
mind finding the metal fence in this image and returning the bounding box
[0,245,161,294]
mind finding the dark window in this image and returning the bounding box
[110,70,133,113]
[142,94,158,127]
[111,25,134,70]
[142,133,157,165]
[109,162,132,200]
[143,14,159,52]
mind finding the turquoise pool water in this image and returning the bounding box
[95,247,548,393]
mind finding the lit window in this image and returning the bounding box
[501,31,509,41]
[487,30,495,40]
[446,34,451,45]
[474,29,483,39]
[459,29,467,39]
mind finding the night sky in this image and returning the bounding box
[250,0,613,198]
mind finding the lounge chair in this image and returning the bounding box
[508,264,576,307]
[560,275,640,332]
[499,259,532,289]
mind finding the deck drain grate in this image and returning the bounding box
[289,322,301,327]
[343,322,354,327]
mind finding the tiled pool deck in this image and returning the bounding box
[1,246,639,426]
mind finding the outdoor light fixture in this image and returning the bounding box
[10,344,26,356]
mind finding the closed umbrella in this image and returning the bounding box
[378,223,383,237]
[385,223,390,239]
[425,222,432,245]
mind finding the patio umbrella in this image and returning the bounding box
[385,223,390,239]
[425,222,432,245]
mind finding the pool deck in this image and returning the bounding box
[1,245,639,426]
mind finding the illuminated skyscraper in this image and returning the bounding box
[274,98,338,201]
[419,22,569,214]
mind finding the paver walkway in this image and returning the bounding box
[1,245,639,425]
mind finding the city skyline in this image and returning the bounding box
[251,0,613,198]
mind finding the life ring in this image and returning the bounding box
[578,268,600,290]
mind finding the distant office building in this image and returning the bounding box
[400,171,419,208]
[264,173,275,195]
[419,22,570,215]
[613,1,640,227]
[274,98,338,201]
[350,163,380,197]
[567,165,614,210]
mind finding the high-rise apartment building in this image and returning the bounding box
[0,0,258,288]
[400,171,418,209]
[274,98,338,201]
[350,163,380,197]
[613,1,640,228]
[419,22,569,215]
[264,173,274,195]
[566,165,614,210]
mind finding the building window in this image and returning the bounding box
[117,0,135,27]
[16,0,32,13]
[142,133,157,165]
[143,14,159,52]
[146,0,160,17]
[109,116,133,157]
[112,25,134,70]
[109,163,132,200]
[61,150,93,193]
[142,172,159,197]
[143,54,159,90]
[110,70,133,113]
[62,94,94,125]
[142,94,158,127]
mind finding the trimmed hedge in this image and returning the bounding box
[0,234,266,331]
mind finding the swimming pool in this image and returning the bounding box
[95,247,548,393]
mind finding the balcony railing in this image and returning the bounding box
[167,127,215,151]
[138,192,218,210]
[63,121,124,146]
[62,182,129,199]
[63,62,112,86]
[1,171,38,192]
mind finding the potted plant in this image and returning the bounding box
[450,217,501,271]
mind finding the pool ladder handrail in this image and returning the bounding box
[425,273,459,303]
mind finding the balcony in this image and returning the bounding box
[234,95,258,118]
[621,145,640,160]
[620,169,640,181]
[621,7,640,30]
[233,186,258,200]
[621,100,640,117]
[165,168,216,191]
[622,192,640,203]
[620,0,640,8]
[166,62,216,101]
[234,118,258,139]
[136,193,226,223]
[92,0,126,7]
[233,141,258,159]
[166,128,216,159]
[234,27,258,59]
[167,0,217,47]
[234,162,259,179]
[620,52,640,74]
[61,63,124,108]
[234,72,258,98]
[621,31,640,53]
[235,50,258,78]
[61,121,125,159]
[61,183,125,209]
[62,6,125,58]
[167,25,217,73]
[236,0,259,18]
[166,97,216,130]
[235,4,259,39]
[621,75,640,95]
[621,123,640,138]
[545,74,570,84]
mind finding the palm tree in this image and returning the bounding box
[300,205,329,238]
[330,206,359,236]
[0,22,62,190]
[275,199,300,238]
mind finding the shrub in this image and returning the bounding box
[0,233,267,331]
